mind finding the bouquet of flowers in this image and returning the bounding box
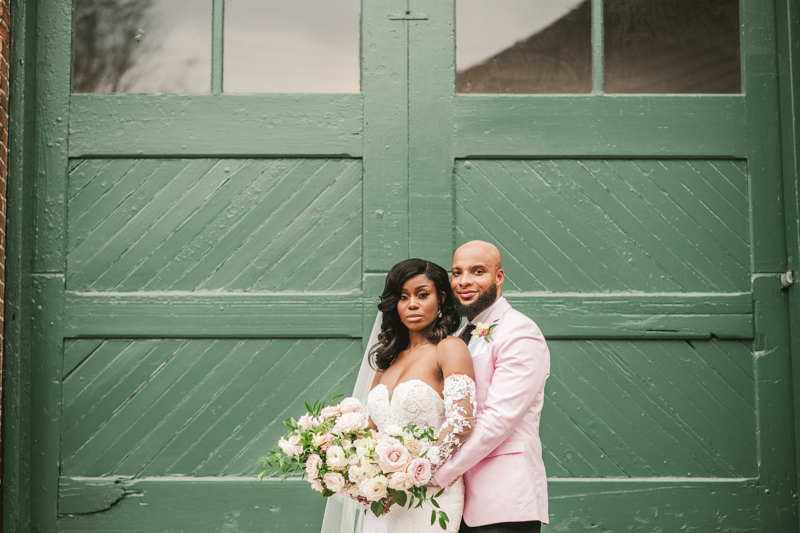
[259,395,450,529]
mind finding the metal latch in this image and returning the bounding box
[390,12,428,20]
[781,270,795,289]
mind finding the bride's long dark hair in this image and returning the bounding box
[369,258,460,371]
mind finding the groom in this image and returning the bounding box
[433,241,550,533]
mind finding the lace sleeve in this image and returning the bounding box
[427,374,477,471]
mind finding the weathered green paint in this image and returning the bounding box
[752,275,799,530]
[5,0,40,530]
[68,94,364,157]
[64,293,363,338]
[5,0,800,531]
[407,0,455,266]
[362,0,409,271]
[453,95,747,157]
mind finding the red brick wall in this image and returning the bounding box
[0,0,9,527]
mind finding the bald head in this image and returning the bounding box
[454,240,502,270]
[451,241,505,319]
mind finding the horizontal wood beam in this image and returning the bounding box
[506,292,753,339]
[454,95,746,158]
[64,292,364,338]
[64,291,752,340]
[58,476,758,531]
[69,94,364,158]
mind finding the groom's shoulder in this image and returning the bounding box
[500,304,544,336]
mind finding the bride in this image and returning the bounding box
[363,258,477,533]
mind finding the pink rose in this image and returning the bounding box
[298,414,314,430]
[311,478,325,493]
[387,471,414,491]
[279,435,303,457]
[324,472,346,493]
[306,454,322,479]
[375,440,411,473]
[333,412,368,434]
[320,405,342,418]
[339,397,363,414]
[406,458,432,486]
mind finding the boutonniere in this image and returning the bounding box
[471,322,497,342]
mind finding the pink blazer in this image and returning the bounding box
[433,297,550,526]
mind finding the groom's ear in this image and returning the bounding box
[496,268,505,286]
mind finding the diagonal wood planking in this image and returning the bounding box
[67,158,362,292]
[455,159,749,292]
[61,338,362,477]
[541,339,756,479]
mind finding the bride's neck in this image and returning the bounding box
[406,327,433,350]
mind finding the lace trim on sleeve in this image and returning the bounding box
[426,374,476,471]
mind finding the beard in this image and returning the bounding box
[454,283,498,318]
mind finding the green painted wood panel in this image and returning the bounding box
[60,338,361,478]
[542,339,756,478]
[55,478,758,531]
[454,95,746,158]
[69,94,364,158]
[67,158,362,292]
[63,293,363,338]
[456,159,750,292]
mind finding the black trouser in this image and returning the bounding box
[459,519,542,533]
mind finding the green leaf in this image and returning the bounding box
[435,488,445,498]
[388,488,407,507]
[440,511,449,522]
[371,500,385,517]
[431,498,440,508]
[438,515,447,530]
[322,489,336,497]
[431,510,437,525]
[305,401,314,413]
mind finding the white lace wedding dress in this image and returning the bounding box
[365,375,476,533]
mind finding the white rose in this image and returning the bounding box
[383,424,404,437]
[280,435,303,456]
[342,439,353,449]
[324,472,346,493]
[326,445,348,468]
[387,472,414,491]
[348,454,360,465]
[333,412,368,434]
[278,438,295,456]
[339,397,364,414]
[356,446,370,458]
[360,459,380,478]
[360,476,389,502]
[348,464,366,483]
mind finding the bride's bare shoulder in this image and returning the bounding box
[436,337,473,377]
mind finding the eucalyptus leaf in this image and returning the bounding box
[430,510,436,525]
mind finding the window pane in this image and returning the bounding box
[457,0,591,94]
[605,0,741,93]
[224,0,360,93]
[73,0,212,93]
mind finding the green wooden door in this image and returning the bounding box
[7,0,799,532]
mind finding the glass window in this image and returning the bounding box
[605,0,741,93]
[73,0,212,93]
[223,0,360,93]
[456,0,591,94]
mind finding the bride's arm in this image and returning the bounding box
[427,338,476,471]
[365,369,384,430]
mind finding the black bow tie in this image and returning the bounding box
[460,323,477,346]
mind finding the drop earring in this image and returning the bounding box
[438,309,442,318]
